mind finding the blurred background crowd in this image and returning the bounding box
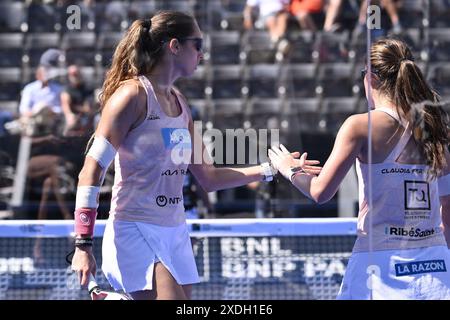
[0,0,449,221]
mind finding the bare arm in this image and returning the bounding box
[187,115,265,192]
[441,195,450,248]
[440,149,450,247]
[77,82,143,187]
[72,82,143,286]
[243,4,255,30]
[61,92,75,119]
[19,85,33,117]
[290,115,365,203]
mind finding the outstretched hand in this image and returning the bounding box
[268,144,322,181]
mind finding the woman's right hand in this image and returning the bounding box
[71,246,97,287]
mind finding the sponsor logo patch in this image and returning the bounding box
[161,128,191,150]
[395,260,447,276]
[79,212,91,225]
[404,180,430,210]
[156,195,182,207]
[147,113,160,120]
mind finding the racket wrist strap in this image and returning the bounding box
[74,237,93,247]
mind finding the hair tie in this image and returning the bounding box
[141,19,152,32]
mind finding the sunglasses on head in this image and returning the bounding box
[179,37,203,52]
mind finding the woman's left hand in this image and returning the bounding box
[268,145,322,180]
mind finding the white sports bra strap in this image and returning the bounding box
[374,107,412,163]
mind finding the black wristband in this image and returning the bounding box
[75,238,93,247]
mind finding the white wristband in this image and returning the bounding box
[289,167,305,183]
[75,186,100,209]
[260,162,273,182]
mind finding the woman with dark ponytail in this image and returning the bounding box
[70,11,321,300]
[269,38,450,299]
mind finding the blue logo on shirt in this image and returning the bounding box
[395,259,446,276]
[161,128,191,150]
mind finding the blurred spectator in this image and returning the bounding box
[19,49,64,120]
[16,49,75,222]
[243,0,290,49]
[61,65,96,137]
[354,0,402,37]
[27,154,74,221]
[323,0,344,32]
[290,0,324,31]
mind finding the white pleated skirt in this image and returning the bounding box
[101,218,200,293]
[337,245,450,300]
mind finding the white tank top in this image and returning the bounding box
[353,107,447,252]
[109,76,192,226]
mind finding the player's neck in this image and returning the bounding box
[144,63,177,96]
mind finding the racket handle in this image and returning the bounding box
[88,273,99,293]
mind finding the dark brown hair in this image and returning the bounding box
[370,38,449,178]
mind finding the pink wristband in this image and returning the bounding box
[74,208,97,236]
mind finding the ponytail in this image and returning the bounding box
[410,100,449,179]
[98,11,196,111]
[99,19,161,110]
[394,60,448,179]
[90,11,197,157]
[371,38,449,179]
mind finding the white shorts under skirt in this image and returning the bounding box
[337,245,450,300]
[101,218,200,293]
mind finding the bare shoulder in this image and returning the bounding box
[339,113,369,139]
[104,79,146,114]
[112,79,145,105]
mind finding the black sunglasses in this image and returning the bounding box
[179,37,203,52]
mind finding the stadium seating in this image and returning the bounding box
[318,63,355,97]
[241,31,276,64]
[0,68,22,102]
[207,31,242,65]
[209,64,244,100]
[428,63,450,97]
[24,33,60,67]
[244,64,281,99]
[27,2,60,33]
[96,31,124,67]
[285,31,316,63]
[322,97,359,132]
[0,33,24,68]
[61,32,97,66]
[244,98,283,130]
[429,28,450,62]
[282,63,319,98]
[284,98,322,132]
[97,1,130,32]
[0,2,26,33]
